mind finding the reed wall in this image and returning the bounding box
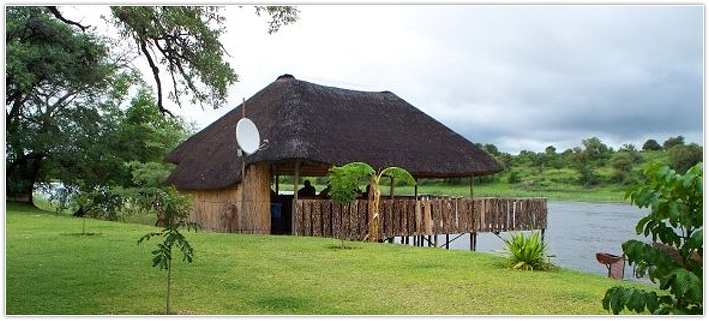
[179,162,271,233]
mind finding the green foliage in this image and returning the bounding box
[502,232,555,271]
[254,6,300,34]
[667,143,702,175]
[642,139,662,151]
[110,6,237,111]
[610,152,637,184]
[507,171,521,184]
[663,136,685,150]
[496,153,515,171]
[6,6,127,202]
[576,164,601,186]
[127,161,199,315]
[380,167,416,186]
[45,88,190,219]
[328,162,375,204]
[581,136,612,164]
[328,162,415,242]
[602,162,702,315]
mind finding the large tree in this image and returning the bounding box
[6,6,299,205]
[6,6,127,204]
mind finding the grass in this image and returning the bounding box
[6,202,655,315]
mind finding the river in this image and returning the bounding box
[413,201,651,282]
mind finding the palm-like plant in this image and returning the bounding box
[502,232,554,271]
[328,162,415,242]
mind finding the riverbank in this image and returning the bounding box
[6,202,653,315]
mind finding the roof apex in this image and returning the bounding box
[276,74,295,81]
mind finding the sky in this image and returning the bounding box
[67,5,704,154]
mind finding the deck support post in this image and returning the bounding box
[275,174,279,195]
[470,174,475,251]
[292,161,300,235]
[414,182,419,248]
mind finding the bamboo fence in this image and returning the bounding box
[294,197,547,240]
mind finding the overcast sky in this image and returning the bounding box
[71,5,704,154]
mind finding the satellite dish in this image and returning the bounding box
[236,118,260,154]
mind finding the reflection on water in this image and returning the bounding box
[401,201,652,282]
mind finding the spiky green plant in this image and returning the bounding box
[502,232,554,271]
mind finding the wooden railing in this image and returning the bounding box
[293,197,547,240]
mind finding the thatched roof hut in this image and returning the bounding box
[166,74,501,189]
[165,74,502,234]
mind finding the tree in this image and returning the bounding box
[6,6,129,204]
[6,5,298,205]
[50,88,190,220]
[642,139,662,151]
[545,145,557,155]
[602,163,702,315]
[329,162,416,242]
[129,161,199,315]
[576,164,601,186]
[483,143,500,156]
[663,136,685,150]
[496,153,514,171]
[581,136,611,163]
[49,6,299,115]
[610,152,637,184]
[667,143,703,175]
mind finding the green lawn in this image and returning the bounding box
[6,202,654,315]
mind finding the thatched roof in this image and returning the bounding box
[166,74,502,190]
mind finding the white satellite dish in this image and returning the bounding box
[236,118,260,155]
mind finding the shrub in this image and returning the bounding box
[667,143,702,174]
[662,135,685,150]
[642,139,662,151]
[502,232,555,271]
[602,163,702,315]
[507,171,521,184]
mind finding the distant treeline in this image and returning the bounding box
[281,135,702,189]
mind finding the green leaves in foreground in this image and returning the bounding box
[602,162,702,315]
[138,221,200,270]
[502,232,555,271]
[328,162,375,204]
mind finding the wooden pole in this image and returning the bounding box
[275,174,279,195]
[292,161,300,235]
[239,97,246,234]
[390,177,395,198]
[470,174,476,251]
[414,182,418,247]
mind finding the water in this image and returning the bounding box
[404,201,651,282]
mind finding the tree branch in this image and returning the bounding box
[139,40,173,117]
[45,6,89,32]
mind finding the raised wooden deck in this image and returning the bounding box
[293,196,547,241]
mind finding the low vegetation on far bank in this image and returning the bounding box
[283,136,701,203]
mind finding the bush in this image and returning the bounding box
[662,135,684,150]
[507,171,521,184]
[502,232,556,271]
[602,162,702,315]
[667,143,702,174]
[577,165,601,186]
[642,139,662,151]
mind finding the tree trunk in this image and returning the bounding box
[166,258,172,315]
[6,153,43,206]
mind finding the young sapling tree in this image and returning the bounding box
[124,161,199,315]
